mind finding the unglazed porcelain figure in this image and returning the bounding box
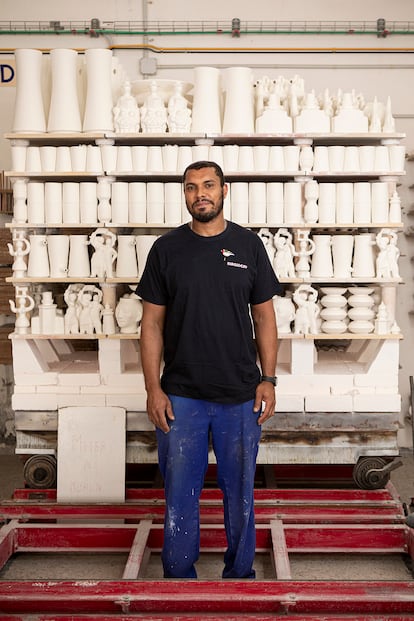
[8,231,30,278]
[273,293,296,334]
[115,294,143,334]
[294,229,315,278]
[10,285,35,334]
[273,228,296,279]
[113,80,140,133]
[167,82,191,133]
[293,284,319,335]
[257,228,276,264]
[89,229,117,278]
[64,284,82,334]
[375,229,400,279]
[75,285,104,335]
[140,81,168,133]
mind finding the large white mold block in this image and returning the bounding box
[305,395,353,412]
[57,406,126,502]
[12,340,50,374]
[98,339,123,376]
[290,340,315,375]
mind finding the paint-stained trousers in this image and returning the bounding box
[156,395,261,579]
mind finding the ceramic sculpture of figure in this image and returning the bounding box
[293,284,319,335]
[115,293,143,334]
[273,293,295,334]
[167,81,191,133]
[257,228,275,263]
[89,228,117,278]
[375,229,400,279]
[90,291,104,334]
[113,80,140,133]
[63,284,82,334]
[294,230,315,278]
[8,231,30,278]
[273,228,296,279]
[76,285,103,334]
[9,285,35,334]
[140,81,168,133]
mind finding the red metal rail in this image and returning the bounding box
[0,483,413,618]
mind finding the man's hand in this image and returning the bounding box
[254,381,276,425]
[147,388,175,433]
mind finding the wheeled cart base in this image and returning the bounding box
[1,482,414,618]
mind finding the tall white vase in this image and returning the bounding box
[111,182,129,223]
[147,183,164,223]
[129,183,147,223]
[136,235,158,279]
[62,182,80,224]
[230,182,249,224]
[371,182,389,223]
[44,182,63,224]
[310,235,333,278]
[47,49,82,132]
[165,183,182,225]
[13,49,46,132]
[27,182,45,224]
[248,183,266,224]
[332,235,354,278]
[27,234,49,277]
[191,67,222,133]
[222,67,254,134]
[68,235,90,277]
[284,183,303,224]
[82,49,114,132]
[352,234,376,278]
[318,183,336,224]
[336,183,354,224]
[266,183,284,224]
[80,182,98,223]
[353,182,371,224]
[47,234,70,277]
[116,236,138,278]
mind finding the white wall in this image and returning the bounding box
[1,0,413,445]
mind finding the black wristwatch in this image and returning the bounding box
[260,375,278,386]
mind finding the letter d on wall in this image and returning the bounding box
[0,60,16,86]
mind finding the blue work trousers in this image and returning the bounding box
[156,395,261,579]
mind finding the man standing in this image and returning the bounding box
[137,160,282,579]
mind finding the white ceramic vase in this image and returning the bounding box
[191,67,222,133]
[331,235,354,278]
[222,67,254,134]
[310,235,333,278]
[47,49,82,132]
[27,234,49,277]
[83,49,114,132]
[47,234,70,278]
[13,49,46,132]
[68,235,90,278]
[116,236,138,278]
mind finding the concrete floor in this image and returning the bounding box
[0,450,414,581]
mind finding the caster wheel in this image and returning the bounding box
[353,457,389,490]
[23,455,57,489]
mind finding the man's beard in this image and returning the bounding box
[187,192,224,223]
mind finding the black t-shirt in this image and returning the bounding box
[137,221,283,403]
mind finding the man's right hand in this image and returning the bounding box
[147,388,175,433]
